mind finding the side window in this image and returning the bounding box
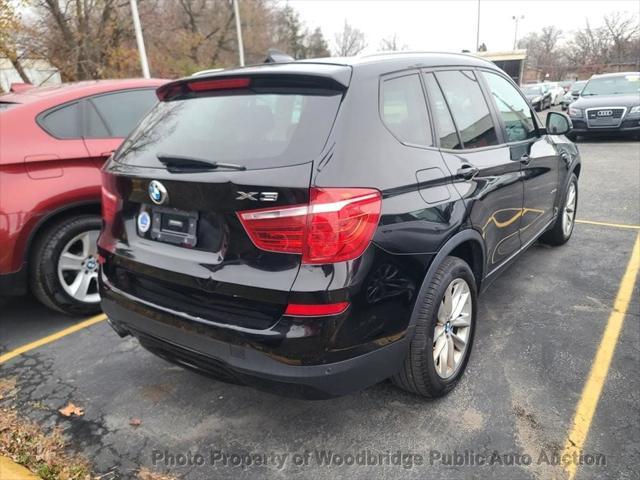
[482,71,536,143]
[89,89,157,138]
[39,102,81,138]
[434,70,499,149]
[381,74,432,146]
[84,102,110,138]
[424,73,461,149]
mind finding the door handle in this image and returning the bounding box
[456,164,479,180]
[520,154,532,165]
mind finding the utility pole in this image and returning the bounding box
[476,0,481,52]
[130,0,150,78]
[512,15,524,51]
[233,0,245,66]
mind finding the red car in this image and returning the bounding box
[0,79,166,315]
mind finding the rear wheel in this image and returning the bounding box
[30,215,102,316]
[540,174,578,246]
[392,256,477,398]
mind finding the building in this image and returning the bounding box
[0,58,61,92]
[476,50,527,85]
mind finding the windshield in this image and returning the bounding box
[523,86,542,95]
[571,81,587,93]
[116,90,342,170]
[581,75,640,96]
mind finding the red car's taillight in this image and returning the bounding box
[238,188,382,264]
[101,174,119,223]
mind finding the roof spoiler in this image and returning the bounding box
[9,83,34,93]
[264,49,295,64]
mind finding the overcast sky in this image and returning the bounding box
[285,0,639,54]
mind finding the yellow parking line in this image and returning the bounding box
[562,234,640,479]
[0,455,40,479]
[576,219,640,230]
[0,313,107,364]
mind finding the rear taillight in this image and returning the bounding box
[101,173,119,223]
[238,188,381,264]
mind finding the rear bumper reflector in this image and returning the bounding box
[284,302,349,317]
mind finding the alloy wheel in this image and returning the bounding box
[562,181,577,237]
[433,278,472,379]
[57,230,101,304]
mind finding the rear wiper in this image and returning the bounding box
[156,153,246,171]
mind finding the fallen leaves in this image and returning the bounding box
[58,402,85,417]
[0,377,17,400]
[138,467,176,480]
[0,406,91,480]
[129,417,142,427]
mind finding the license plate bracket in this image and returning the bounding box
[146,205,198,248]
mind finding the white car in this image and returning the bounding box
[544,82,565,106]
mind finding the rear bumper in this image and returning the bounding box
[101,282,409,399]
[0,264,28,296]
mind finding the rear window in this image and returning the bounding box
[116,88,342,170]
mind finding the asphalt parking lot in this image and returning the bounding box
[1,108,639,479]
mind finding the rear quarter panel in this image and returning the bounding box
[296,64,469,350]
[0,102,101,273]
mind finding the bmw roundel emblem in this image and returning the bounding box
[148,180,168,205]
[137,211,151,233]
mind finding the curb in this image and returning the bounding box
[0,455,40,480]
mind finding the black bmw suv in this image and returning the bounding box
[99,53,580,399]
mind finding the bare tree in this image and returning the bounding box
[334,20,366,56]
[604,12,639,65]
[379,34,407,52]
[565,20,611,69]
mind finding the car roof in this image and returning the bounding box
[0,78,166,106]
[176,52,500,88]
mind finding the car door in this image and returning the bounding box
[423,69,523,274]
[479,70,561,248]
[82,89,158,167]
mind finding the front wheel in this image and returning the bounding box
[30,215,102,316]
[392,256,477,398]
[540,174,578,246]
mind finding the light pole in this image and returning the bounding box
[233,0,245,66]
[512,15,524,50]
[130,0,150,78]
[476,0,481,52]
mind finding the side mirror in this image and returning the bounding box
[546,111,572,135]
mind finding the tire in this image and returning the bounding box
[540,173,578,246]
[392,256,477,398]
[566,132,577,142]
[30,215,102,316]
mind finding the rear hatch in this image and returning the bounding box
[100,70,349,330]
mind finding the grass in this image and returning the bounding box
[0,376,174,480]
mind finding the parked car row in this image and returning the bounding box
[521,83,553,111]
[560,80,587,110]
[0,79,165,314]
